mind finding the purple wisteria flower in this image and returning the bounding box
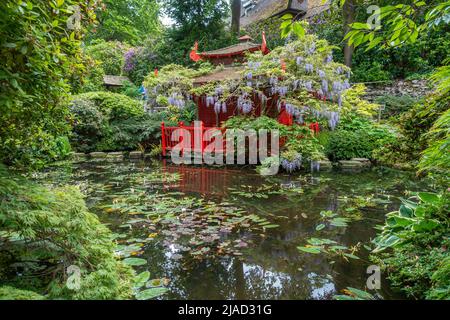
[269,77,278,85]
[317,69,326,78]
[343,79,351,90]
[308,43,316,55]
[168,93,185,108]
[305,63,314,73]
[281,155,302,173]
[214,101,221,114]
[304,81,313,91]
[321,79,329,93]
[215,87,223,95]
[123,48,137,72]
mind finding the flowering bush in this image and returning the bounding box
[84,40,130,75]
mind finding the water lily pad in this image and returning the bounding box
[135,287,168,300]
[123,257,147,266]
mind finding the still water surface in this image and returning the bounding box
[35,160,429,300]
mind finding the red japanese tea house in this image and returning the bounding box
[161,35,319,157]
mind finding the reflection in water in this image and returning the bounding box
[35,160,430,300]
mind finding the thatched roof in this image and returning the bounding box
[241,0,330,27]
[193,67,243,86]
[103,75,130,87]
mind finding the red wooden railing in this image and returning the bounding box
[161,121,320,157]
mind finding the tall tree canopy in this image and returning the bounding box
[161,0,233,65]
[88,0,161,45]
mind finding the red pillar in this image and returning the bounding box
[161,122,166,157]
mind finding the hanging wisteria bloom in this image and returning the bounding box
[335,66,343,75]
[304,81,313,91]
[317,69,326,78]
[296,56,304,65]
[269,77,278,85]
[321,79,329,94]
[305,63,314,73]
[281,155,302,173]
[325,54,333,64]
[214,101,221,114]
[206,96,215,107]
[215,87,223,96]
[308,43,316,55]
[343,79,351,90]
[221,102,227,113]
[327,111,340,130]
[278,86,288,96]
[247,61,261,70]
[332,81,343,93]
[285,103,296,115]
[246,72,253,80]
[168,92,185,108]
[337,94,343,108]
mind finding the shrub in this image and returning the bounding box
[373,92,449,168]
[0,287,45,300]
[325,115,394,161]
[0,165,134,299]
[351,61,392,83]
[69,92,158,152]
[84,40,130,75]
[419,108,450,180]
[341,84,380,118]
[371,192,450,299]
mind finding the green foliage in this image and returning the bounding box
[0,165,134,299]
[419,108,450,179]
[0,0,96,169]
[120,80,141,98]
[371,191,449,299]
[69,92,156,152]
[373,92,449,168]
[0,286,45,300]
[160,0,234,66]
[75,54,105,93]
[345,1,449,50]
[144,63,215,108]
[325,115,394,161]
[341,84,380,117]
[223,115,286,133]
[312,2,449,81]
[84,40,130,75]
[87,0,161,45]
[351,61,392,82]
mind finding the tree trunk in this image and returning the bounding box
[231,0,241,35]
[343,0,356,67]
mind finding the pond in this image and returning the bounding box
[32,159,430,300]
